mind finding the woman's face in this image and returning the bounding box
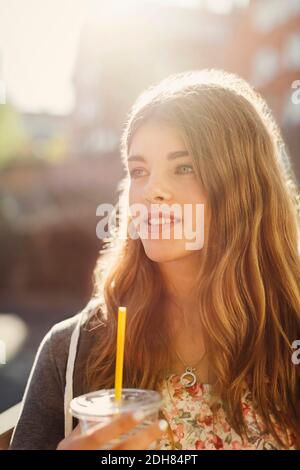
[127,121,207,263]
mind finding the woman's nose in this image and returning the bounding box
[143,177,172,203]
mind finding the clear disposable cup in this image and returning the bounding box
[70,388,165,450]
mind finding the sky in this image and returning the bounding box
[0,0,246,115]
[0,0,91,114]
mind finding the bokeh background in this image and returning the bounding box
[0,0,299,412]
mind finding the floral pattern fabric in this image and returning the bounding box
[155,374,296,450]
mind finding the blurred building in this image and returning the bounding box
[70,0,300,181]
[70,1,235,158]
[226,0,300,179]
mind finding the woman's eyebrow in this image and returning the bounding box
[127,150,190,163]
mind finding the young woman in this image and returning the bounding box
[10,69,300,450]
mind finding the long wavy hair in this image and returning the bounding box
[84,69,300,448]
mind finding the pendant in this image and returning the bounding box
[180,367,197,388]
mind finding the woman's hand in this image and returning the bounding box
[56,412,168,450]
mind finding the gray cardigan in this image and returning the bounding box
[9,310,96,450]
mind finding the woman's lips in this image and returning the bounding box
[144,215,182,237]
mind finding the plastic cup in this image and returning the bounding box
[70,388,164,450]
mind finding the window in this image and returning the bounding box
[283,33,300,70]
[252,47,279,86]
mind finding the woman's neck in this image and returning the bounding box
[157,253,215,384]
[159,252,202,305]
[158,253,202,328]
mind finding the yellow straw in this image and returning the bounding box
[114,306,127,402]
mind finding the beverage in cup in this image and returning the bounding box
[70,388,164,449]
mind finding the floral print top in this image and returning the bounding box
[155,374,296,450]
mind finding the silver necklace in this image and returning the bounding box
[165,297,207,388]
[172,348,207,388]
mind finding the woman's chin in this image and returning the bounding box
[141,240,184,263]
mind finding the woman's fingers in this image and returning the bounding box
[57,412,145,450]
[111,419,168,450]
[71,423,81,437]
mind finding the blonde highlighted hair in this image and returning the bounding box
[85,70,300,448]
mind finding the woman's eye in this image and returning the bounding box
[129,168,147,178]
[175,164,195,175]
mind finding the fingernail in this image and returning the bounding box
[158,419,168,432]
[132,410,145,422]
